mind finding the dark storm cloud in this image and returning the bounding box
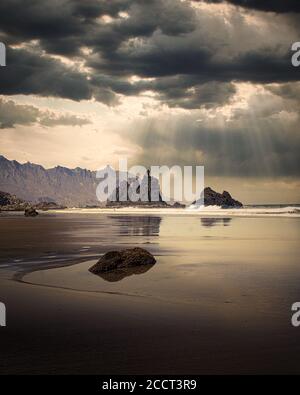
[82,0,300,103]
[85,43,299,109]
[73,0,133,19]
[88,46,299,82]
[0,0,299,107]
[0,47,92,101]
[89,74,236,109]
[0,0,133,55]
[111,0,197,37]
[0,98,91,129]
[83,0,198,57]
[198,1,300,13]
[0,0,195,55]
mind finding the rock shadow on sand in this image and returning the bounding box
[91,263,155,282]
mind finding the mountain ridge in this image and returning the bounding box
[0,155,99,206]
[0,156,243,208]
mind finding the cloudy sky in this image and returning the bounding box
[0,0,299,203]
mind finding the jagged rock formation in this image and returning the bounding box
[106,169,169,207]
[192,187,243,208]
[0,190,28,211]
[0,191,25,207]
[0,190,64,211]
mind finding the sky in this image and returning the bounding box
[0,0,299,204]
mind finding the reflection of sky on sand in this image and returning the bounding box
[21,214,300,330]
[1,213,299,323]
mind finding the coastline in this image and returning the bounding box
[2,205,299,218]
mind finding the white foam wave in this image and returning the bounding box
[48,205,300,217]
[188,205,300,217]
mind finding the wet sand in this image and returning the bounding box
[0,212,300,374]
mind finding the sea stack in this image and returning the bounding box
[193,187,243,208]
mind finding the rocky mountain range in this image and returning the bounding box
[0,156,243,208]
[0,155,100,207]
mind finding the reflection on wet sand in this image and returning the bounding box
[91,263,156,282]
[1,213,300,375]
[109,215,161,236]
[201,217,232,227]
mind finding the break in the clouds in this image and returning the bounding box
[0,0,299,202]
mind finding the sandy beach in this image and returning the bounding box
[0,210,300,374]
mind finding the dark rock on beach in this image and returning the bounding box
[24,207,39,217]
[89,247,156,275]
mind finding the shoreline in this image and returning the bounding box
[1,206,299,218]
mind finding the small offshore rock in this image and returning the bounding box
[24,207,39,217]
